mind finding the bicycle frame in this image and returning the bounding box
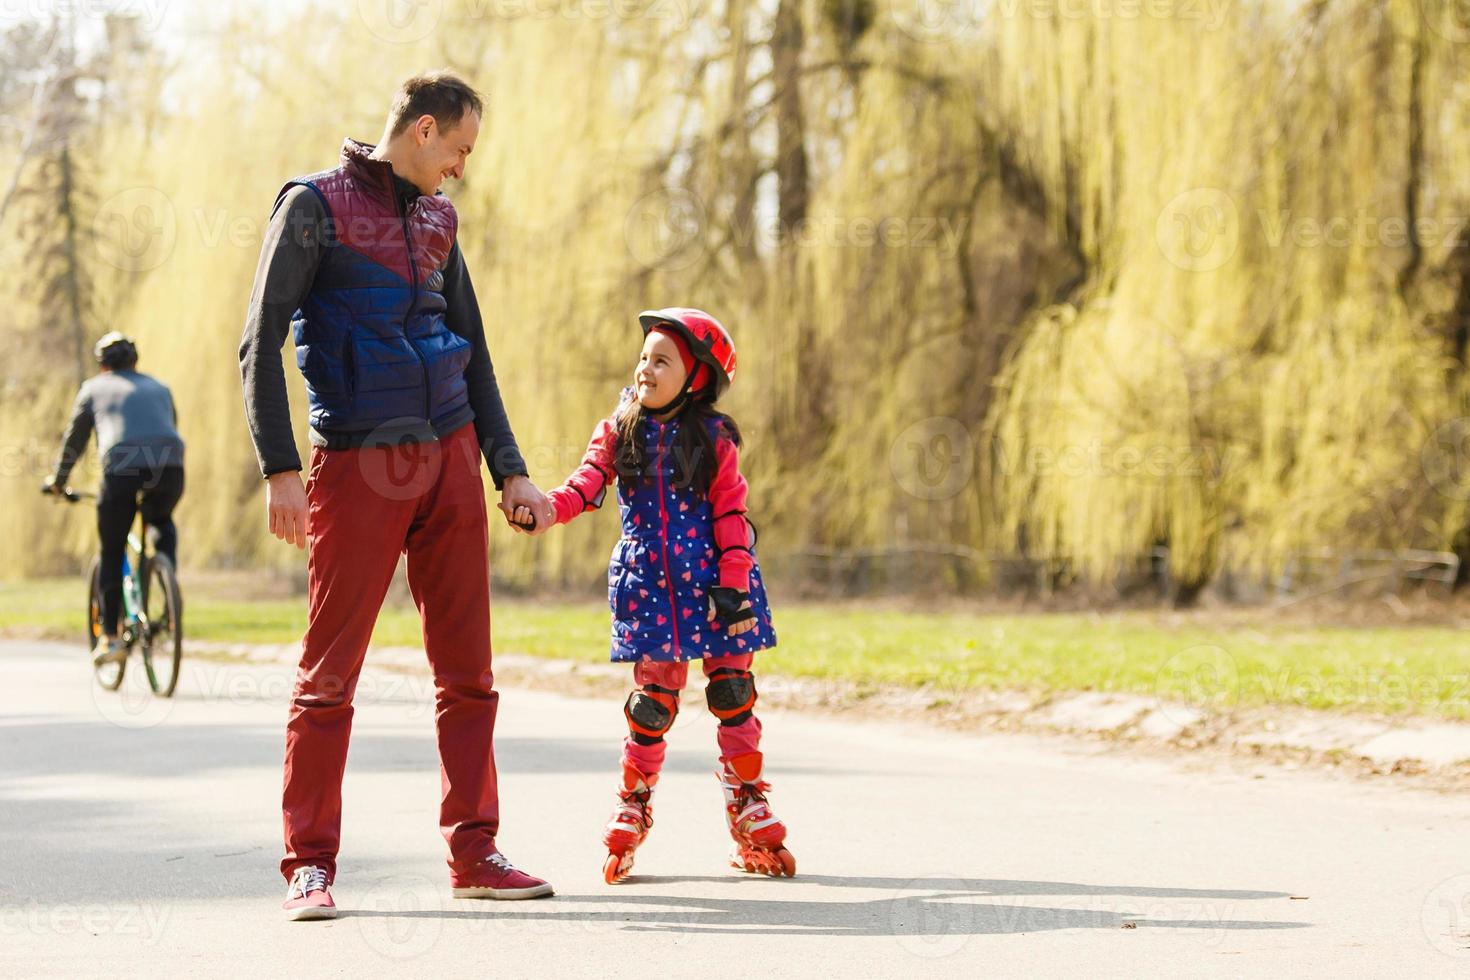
[62,488,153,642]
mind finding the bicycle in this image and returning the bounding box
[52,486,184,696]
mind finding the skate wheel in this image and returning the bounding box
[604,851,634,884]
[731,846,796,878]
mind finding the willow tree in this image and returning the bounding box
[975,0,1470,594]
[5,0,1470,605]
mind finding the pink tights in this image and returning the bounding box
[623,654,761,775]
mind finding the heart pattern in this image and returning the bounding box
[591,402,774,664]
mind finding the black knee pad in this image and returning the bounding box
[705,668,757,726]
[625,685,679,744]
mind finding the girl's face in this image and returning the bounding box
[635,330,688,411]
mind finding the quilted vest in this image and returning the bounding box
[281,138,471,435]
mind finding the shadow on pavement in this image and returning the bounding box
[347,881,1308,937]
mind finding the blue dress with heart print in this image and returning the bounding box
[547,393,776,663]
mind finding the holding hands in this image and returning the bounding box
[499,475,554,535]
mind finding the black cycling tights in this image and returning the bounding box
[96,466,185,636]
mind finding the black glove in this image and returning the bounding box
[708,586,756,629]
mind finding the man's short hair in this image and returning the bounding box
[387,70,483,139]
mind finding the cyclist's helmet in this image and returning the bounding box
[94,331,138,369]
[637,308,737,398]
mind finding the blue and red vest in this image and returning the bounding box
[280,139,472,436]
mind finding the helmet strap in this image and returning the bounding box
[643,369,701,420]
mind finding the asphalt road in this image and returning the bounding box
[3,638,1469,977]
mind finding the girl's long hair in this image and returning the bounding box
[612,388,742,496]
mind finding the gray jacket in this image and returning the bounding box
[54,370,185,483]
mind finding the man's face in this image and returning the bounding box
[406,110,479,194]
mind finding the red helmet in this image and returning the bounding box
[638,307,737,398]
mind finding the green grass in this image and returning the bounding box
[6,578,1470,719]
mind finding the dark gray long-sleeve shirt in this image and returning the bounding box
[54,370,185,485]
[237,177,529,489]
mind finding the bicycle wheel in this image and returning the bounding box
[87,557,124,691]
[141,554,183,697]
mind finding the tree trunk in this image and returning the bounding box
[771,0,808,256]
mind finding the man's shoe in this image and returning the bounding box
[450,850,554,900]
[283,865,337,921]
[91,636,125,668]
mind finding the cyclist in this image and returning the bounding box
[43,332,186,667]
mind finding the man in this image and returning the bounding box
[44,332,186,667]
[238,71,556,921]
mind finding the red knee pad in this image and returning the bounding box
[624,686,680,739]
[705,668,756,723]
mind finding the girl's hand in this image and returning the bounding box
[506,504,536,532]
[725,601,756,636]
[707,587,757,636]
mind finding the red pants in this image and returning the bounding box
[622,654,762,775]
[281,424,500,882]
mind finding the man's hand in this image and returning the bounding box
[40,475,62,496]
[266,470,309,549]
[498,475,553,536]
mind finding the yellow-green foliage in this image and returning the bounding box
[2,0,1469,593]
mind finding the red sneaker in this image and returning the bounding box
[451,850,554,900]
[283,865,337,921]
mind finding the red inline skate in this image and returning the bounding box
[602,760,657,883]
[719,751,795,877]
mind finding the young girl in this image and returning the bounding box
[511,307,792,882]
